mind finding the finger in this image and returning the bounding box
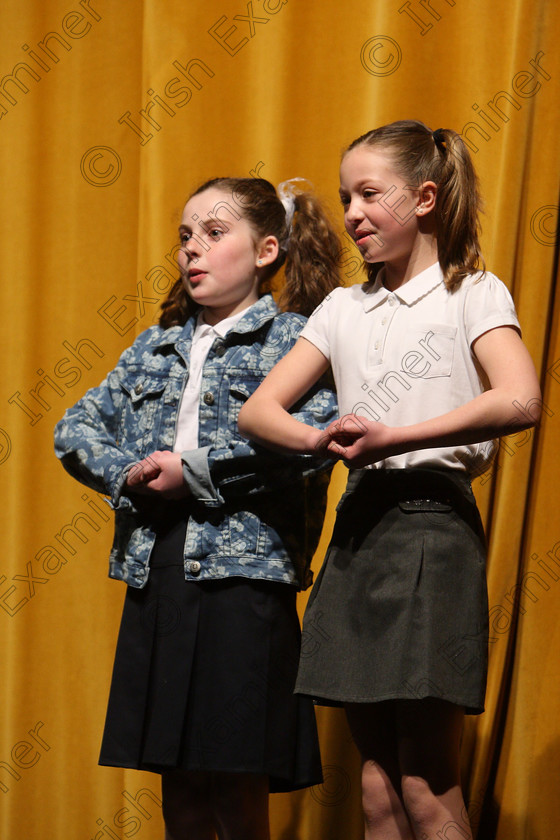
[126,462,146,485]
[327,440,348,457]
[339,415,369,435]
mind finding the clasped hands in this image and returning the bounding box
[125,450,189,499]
[313,414,395,468]
[125,414,393,497]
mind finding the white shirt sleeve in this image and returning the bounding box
[300,289,343,361]
[463,272,521,348]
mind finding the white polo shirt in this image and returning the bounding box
[174,306,250,453]
[301,263,520,474]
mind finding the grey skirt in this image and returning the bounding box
[296,468,488,714]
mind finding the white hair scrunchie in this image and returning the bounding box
[276,178,312,250]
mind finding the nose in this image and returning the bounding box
[344,196,364,227]
[180,235,203,264]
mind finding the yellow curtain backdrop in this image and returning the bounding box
[1,1,558,837]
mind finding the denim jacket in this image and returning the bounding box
[54,295,337,589]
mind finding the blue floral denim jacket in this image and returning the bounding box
[54,295,337,590]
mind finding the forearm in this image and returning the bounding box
[391,386,541,455]
[238,398,324,454]
[332,383,542,467]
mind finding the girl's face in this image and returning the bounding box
[178,187,271,324]
[339,146,423,268]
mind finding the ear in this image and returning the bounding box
[416,181,437,216]
[256,235,279,267]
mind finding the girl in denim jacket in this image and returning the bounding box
[55,177,341,840]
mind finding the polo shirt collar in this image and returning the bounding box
[361,262,444,311]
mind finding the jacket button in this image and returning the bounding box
[214,343,226,357]
[187,560,201,575]
[203,392,214,406]
[134,383,143,395]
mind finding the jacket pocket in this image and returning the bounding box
[118,371,167,447]
[228,375,263,425]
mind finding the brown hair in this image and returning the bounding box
[159,177,342,327]
[345,119,485,291]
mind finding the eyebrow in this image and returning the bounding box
[178,217,229,233]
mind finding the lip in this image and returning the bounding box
[188,268,207,282]
[353,230,376,247]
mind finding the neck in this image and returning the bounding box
[201,297,258,327]
[382,238,439,291]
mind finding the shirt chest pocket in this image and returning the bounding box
[400,323,457,379]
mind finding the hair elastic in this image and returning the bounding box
[276,178,311,250]
[432,128,446,151]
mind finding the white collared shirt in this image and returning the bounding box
[301,263,520,474]
[174,306,251,452]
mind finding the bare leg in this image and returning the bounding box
[346,701,414,839]
[213,773,270,840]
[397,699,473,840]
[161,770,216,840]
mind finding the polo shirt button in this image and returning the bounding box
[203,391,215,405]
[187,560,201,575]
[374,341,380,350]
[388,296,396,307]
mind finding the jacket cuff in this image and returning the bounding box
[181,447,223,507]
[109,463,138,511]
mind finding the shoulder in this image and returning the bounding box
[114,324,183,371]
[308,284,363,319]
[457,271,520,342]
[458,270,514,299]
[257,311,307,361]
[270,310,307,335]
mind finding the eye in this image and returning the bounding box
[339,194,350,207]
[208,227,224,240]
[179,231,191,245]
[362,189,378,200]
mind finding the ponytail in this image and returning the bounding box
[279,190,342,316]
[430,128,485,290]
[346,120,485,291]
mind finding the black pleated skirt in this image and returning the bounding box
[296,468,489,714]
[99,505,322,791]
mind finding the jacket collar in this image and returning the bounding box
[152,294,281,352]
[361,263,444,311]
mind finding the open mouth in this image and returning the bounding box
[188,269,207,282]
[355,233,373,247]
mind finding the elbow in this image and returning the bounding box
[510,387,544,429]
[237,403,252,439]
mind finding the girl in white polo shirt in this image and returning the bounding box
[239,120,541,840]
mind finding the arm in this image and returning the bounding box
[323,326,542,467]
[54,371,138,508]
[130,369,338,507]
[54,329,177,508]
[238,337,333,454]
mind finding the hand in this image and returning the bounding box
[126,451,190,499]
[319,414,396,468]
